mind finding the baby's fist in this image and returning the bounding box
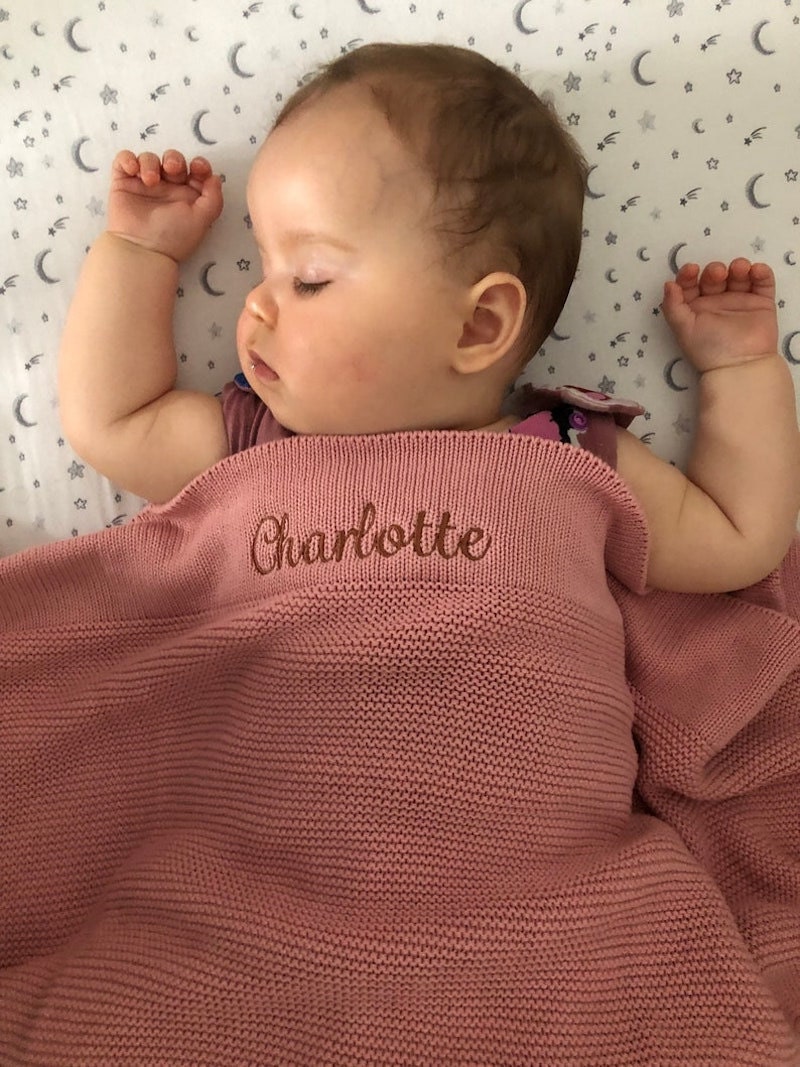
[108,149,224,262]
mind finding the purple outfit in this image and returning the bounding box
[221,373,644,470]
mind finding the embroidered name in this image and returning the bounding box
[251,502,491,574]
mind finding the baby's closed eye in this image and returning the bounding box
[293,278,330,296]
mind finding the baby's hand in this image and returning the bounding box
[107,150,224,263]
[661,258,778,372]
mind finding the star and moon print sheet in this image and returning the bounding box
[1,0,799,555]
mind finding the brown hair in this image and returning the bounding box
[274,42,588,363]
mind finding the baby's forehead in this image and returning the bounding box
[247,103,435,227]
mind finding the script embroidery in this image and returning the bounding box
[251,502,491,574]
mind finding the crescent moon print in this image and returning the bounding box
[228,43,254,79]
[13,394,37,428]
[605,269,619,283]
[200,263,225,297]
[355,0,381,13]
[64,17,91,53]
[745,173,770,209]
[32,21,46,37]
[783,331,800,365]
[631,51,656,87]
[513,0,538,35]
[785,251,797,266]
[550,329,571,341]
[191,111,217,146]
[664,358,690,392]
[34,249,60,284]
[185,27,200,43]
[691,119,705,134]
[752,20,776,56]
[291,3,304,16]
[585,165,605,200]
[668,242,688,275]
[636,247,650,262]
[71,137,98,173]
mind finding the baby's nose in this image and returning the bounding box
[246,281,278,327]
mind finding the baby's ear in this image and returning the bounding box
[452,272,527,374]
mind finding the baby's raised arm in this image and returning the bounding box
[617,258,800,593]
[58,150,229,503]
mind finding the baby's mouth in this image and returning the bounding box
[248,350,279,382]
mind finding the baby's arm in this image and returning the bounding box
[58,150,229,503]
[617,258,800,593]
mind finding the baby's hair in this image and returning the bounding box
[274,42,588,364]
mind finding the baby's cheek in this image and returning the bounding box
[341,349,376,385]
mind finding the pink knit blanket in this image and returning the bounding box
[2,432,799,1065]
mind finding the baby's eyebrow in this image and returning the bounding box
[281,229,357,254]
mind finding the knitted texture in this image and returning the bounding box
[1,431,799,1065]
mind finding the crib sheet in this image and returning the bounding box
[2,0,798,554]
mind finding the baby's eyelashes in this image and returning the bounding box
[293,278,330,296]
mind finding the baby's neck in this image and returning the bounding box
[472,414,518,434]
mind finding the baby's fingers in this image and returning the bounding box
[745,260,776,300]
[161,150,189,184]
[135,152,165,187]
[111,149,142,180]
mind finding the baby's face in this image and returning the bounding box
[237,85,472,434]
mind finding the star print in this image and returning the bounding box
[87,196,104,217]
[100,84,118,105]
[706,158,719,169]
[74,498,88,511]
[638,111,656,132]
[6,158,23,178]
[13,198,27,210]
[564,72,581,92]
[598,375,616,394]
[237,258,251,271]
[567,113,580,126]
[726,69,742,84]
[667,0,684,16]
[786,170,799,182]
[210,323,223,339]
[68,460,85,480]
[673,414,692,435]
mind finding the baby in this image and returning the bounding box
[58,42,800,594]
